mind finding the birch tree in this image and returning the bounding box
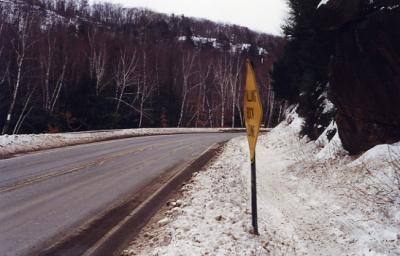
[229,54,243,128]
[194,61,212,127]
[2,14,34,135]
[40,31,67,113]
[88,30,109,96]
[177,50,198,127]
[137,49,156,127]
[114,48,138,113]
[215,55,232,127]
[12,86,35,134]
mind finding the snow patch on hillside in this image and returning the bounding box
[0,0,79,30]
[178,35,268,55]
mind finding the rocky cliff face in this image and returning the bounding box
[317,0,400,154]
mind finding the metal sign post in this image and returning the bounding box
[243,59,263,235]
[251,153,258,235]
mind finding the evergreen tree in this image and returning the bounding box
[271,0,336,139]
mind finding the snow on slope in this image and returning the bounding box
[123,108,400,255]
[317,0,330,9]
[245,111,399,255]
[0,0,79,30]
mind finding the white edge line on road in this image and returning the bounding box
[81,142,220,256]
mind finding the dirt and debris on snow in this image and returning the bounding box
[122,140,280,255]
[123,109,400,256]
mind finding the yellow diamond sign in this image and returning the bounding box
[243,59,263,162]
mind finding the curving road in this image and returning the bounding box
[0,133,240,256]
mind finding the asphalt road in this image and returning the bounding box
[0,133,240,256]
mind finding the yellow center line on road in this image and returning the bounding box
[0,142,198,228]
[0,138,194,193]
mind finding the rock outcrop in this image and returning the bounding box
[318,0,400,154]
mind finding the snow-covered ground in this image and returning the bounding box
[122,109,400,255]
[317,0,330,9]
[0,128,252,156]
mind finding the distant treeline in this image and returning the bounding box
[0,0,285,134]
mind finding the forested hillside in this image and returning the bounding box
[0,0,285,134]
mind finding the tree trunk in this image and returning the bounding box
[177,92,186,128]
[2,56,23,135]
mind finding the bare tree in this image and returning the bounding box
[192,59,212,127]
[265,78,275,128]
[205,96,214,127]
[13,86,35,134]
[2,14,34,135]
[114,48,138,113]
[88,30,109,96]
[215,54,232,127]
[267,93,276,128]
[137,49,156,127]
[235,67,244,127]
[40,32,67,113]
[229,54,243,128]
[177,50,198,127]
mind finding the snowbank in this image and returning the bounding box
[248,109,399,255]
[315,121,348,160]
[123,109,400,255]
[123,138,274,255]
[0,128,256,157]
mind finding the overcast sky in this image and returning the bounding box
[94,0,289,35]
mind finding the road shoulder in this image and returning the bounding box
[122,137,271,256]
[37,142,225,256]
